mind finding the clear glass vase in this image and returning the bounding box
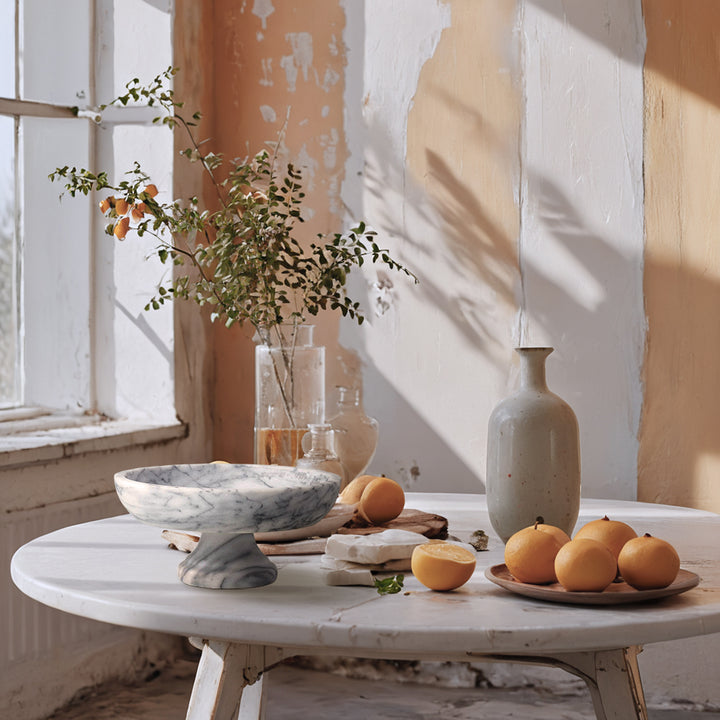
[254,324,325,466]
[327,386,379,483]
[296,423,347,488]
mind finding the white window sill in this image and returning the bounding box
[0,410,188,470]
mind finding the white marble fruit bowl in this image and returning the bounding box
[114,463,341,589]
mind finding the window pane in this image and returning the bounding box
[21,116,91,410]
[0,115,19,407]
[0,0,15,98]
[21,0,91,105]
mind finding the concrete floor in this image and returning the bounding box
[45,656,720,720]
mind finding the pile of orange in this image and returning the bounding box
[504,515,680,593]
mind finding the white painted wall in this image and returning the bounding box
[518,0,646,501]
[340,0,646,501]
[341,0,487,494]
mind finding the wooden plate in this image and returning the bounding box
[485,564,700,605]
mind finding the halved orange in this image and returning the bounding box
[411,541,476,591]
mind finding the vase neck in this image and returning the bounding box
[516,347,553,390]
[303,423,337,458]
[256,323,315,349]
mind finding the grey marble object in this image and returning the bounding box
[114,463,340,589]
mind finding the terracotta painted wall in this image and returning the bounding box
[186,0,350,462]
[641,1,720,513]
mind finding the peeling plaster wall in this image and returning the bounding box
[339,0,646,499]
[201,1,717,512]
[208,0,349,463]
[517,1,646,499]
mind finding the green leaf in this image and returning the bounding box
[373,574,404,595]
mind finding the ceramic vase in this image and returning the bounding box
[327,386,379,483]
[254,323,325,466]
[486,347,580,543]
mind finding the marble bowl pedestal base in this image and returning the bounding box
[178,532,278,589]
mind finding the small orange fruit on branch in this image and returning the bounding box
[113,216,130,239]
[99,196,114,214]
[131,202,147,221]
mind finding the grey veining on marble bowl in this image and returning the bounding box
[114,463,341,589]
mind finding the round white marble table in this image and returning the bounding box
[11,493,720,720]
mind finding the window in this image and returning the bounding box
[0,0,177,433]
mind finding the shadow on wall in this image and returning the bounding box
[532,0,720,113]
[341,76,644,499]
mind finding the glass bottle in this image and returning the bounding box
[254,324,325,466]
[295,423,347,488]
[327,386,379,483]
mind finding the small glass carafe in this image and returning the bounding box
[295,423,347,488]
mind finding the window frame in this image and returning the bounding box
[0,0,181,454]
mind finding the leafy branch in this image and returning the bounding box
[50,67,417,429]
[50,66,416,333]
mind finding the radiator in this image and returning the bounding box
[2,493,125,670]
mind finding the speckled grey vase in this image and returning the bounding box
[486,347,581,543]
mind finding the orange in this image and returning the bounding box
[617,534,680,590]
[131,202,146,221]
[358,476,405,524]
[338,474,377,504]
[504,524,565,584]
[533,523,571,547]
[554,538,617,591]
[574,515,637,560]
[113,216,130,239]
[411,541,476,591]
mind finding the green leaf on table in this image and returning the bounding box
[374,574,404,595]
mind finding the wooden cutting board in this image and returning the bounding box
[337,508,448,539]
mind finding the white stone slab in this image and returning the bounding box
[323,567,376,587]
[320,555,411,573]
[325,529,428,564]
